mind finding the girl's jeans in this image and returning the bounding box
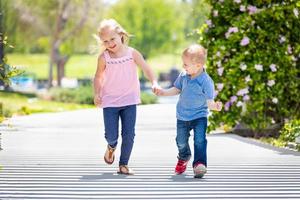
[103,105,136,166]
[176,117,208,167]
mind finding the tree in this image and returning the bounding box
[200,0,300,136]
[0,0,22,85]
[8,0,105,87]
[48,0,90,87]
[181,0,211,41]
[106,0,185,58]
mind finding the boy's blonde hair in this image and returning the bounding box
[97,19,130,44]
[182,44,207,65]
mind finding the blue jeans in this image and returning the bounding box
[103,105,136,166]
[176,117,207,167]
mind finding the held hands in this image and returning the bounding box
[151,82,164,96]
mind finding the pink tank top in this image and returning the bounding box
[100,47,141,108]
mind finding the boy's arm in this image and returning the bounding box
[203,77,222,111]
[132,49,158,87]
[155,87,180,96]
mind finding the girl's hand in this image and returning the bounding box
[94,96,102,107]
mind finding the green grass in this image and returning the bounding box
[0,91,93,116]
[7,53,182,79]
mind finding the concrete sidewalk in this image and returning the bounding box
[0,104,300,199]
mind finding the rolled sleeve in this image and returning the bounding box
[173,74,183,90]
[203,77,215,100]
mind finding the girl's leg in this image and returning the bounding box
[119,105,136,165]
[103,107,120,148]
[192,117,208,167]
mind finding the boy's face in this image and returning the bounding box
[182,55,203,76]
[100,27,123,53]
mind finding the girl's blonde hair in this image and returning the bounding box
[98,18,130,44]
[91,19,131,55]
[182,44,207,65]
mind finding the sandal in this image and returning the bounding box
[104,145,116,165]
[117,165,134,175]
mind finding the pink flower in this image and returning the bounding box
[216,51,221,57]
[216,83,224,91]
[237,87,249,96]
[294,8,299,18]
[287,45,292,54]
[240,36,250,46]
[269,64,277,72]
[247,5,258,14]
[224,101,231,111]
[243,95,250,101]
[214,91,219,98]
[206,20,212,27]
[267,80,275,87]
[240,63,247,71]
[217,67,224,76]
[234,0,241,4]
[272,98,278,104]
[279,35,286,44]
[245,75,251,82]
[254,64,263,71]
[237,101,243,107]
[225,27,239,38]
[230,96,237,103]
[213,10,219,17]
[240,5,246,12]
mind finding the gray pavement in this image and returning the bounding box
[0,104,300,199]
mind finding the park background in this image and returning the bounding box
[0,0,299,151]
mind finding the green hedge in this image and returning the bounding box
[49,86,94,105]
[50,86,157,105]
[200,0,300,134]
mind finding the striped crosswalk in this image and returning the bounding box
[0,106,300,199]
[1,162,300,199]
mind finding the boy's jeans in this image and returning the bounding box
[103,105,136,166]
[176,117,207,167]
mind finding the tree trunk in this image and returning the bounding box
[48,0,89,88]
[56,55,69,86]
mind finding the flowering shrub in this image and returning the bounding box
[200,0,300,133]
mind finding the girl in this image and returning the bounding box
[93,19,159,175]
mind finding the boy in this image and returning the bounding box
[154,44,222,178]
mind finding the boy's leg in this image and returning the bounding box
[103,107,120,148]
[192,117,208,167]
[176,119,191,161]
[119,105,136,166]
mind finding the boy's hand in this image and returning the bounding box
[207,100,223,111]
[94,96,102,107]
[151,83,162,95]
[215,101,223,111]
[154,87,164,96]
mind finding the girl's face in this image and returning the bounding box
[182,55,203,76]
[100,27,123,53]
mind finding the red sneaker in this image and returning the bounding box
[175,159,189,174]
